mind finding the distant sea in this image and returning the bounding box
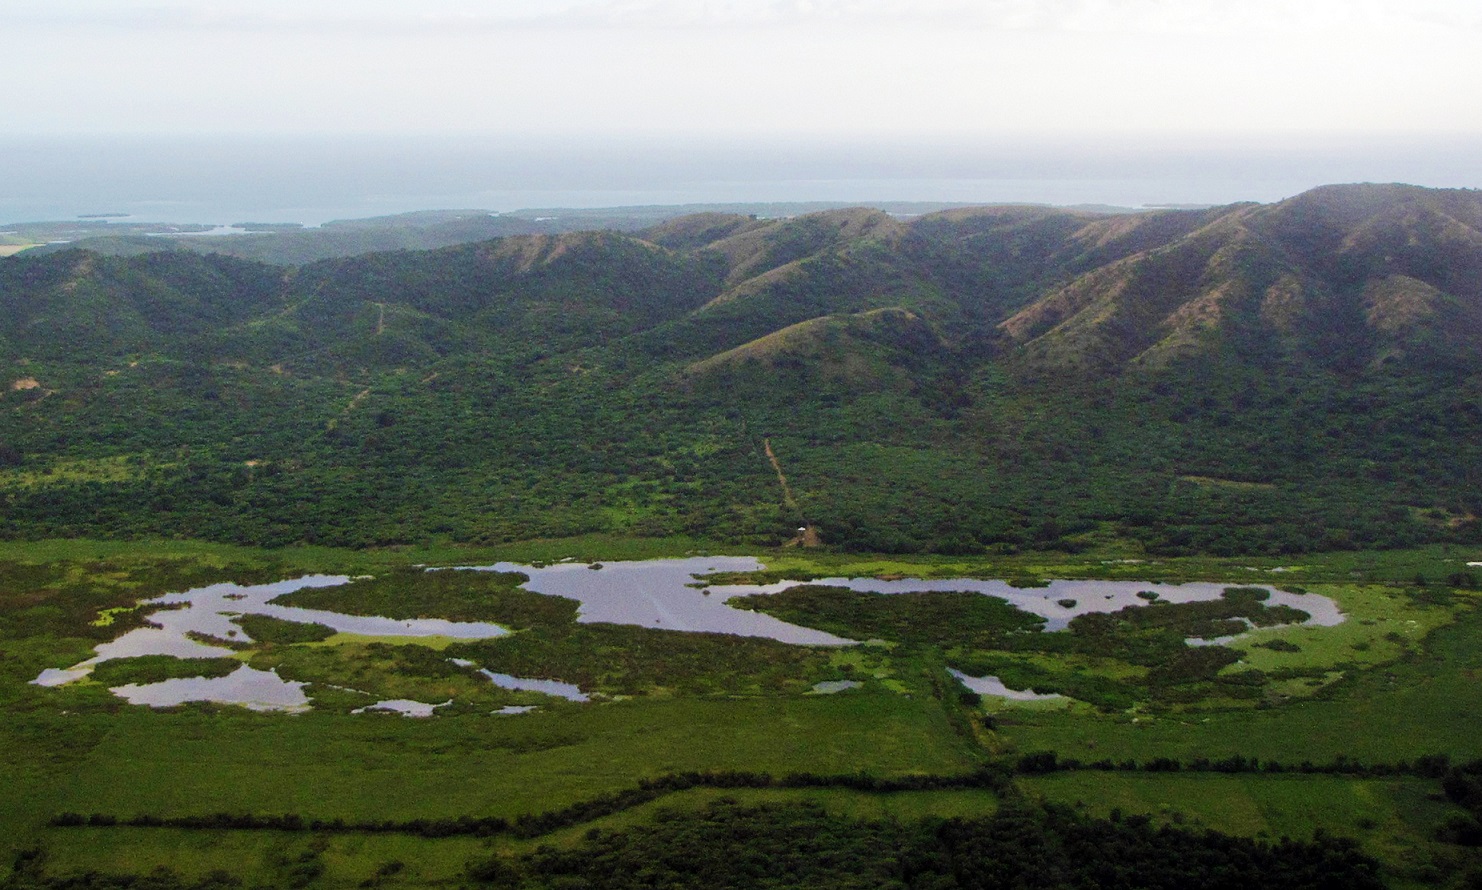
[4,133,1478,226]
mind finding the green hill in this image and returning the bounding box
[1000,184,1482,373]
[1,184,1479,555]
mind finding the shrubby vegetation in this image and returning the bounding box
[727,585,1046,646]
[737,585,1324,709]
[37,794,1386,890]
[3,186,1481,556]
[85,656,240,687]
[1440,760,1482,847]
[274,570,575,629]
[445,623,845,698]
[471,798,1383,890]
[233,615,334,645]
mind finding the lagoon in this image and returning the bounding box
[111,664,311,712]
[473,557,853,644]
[472,558,1340,637]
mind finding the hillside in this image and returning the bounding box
[999,184,1482,373]
[1,183,1479,556]
[12,201,1002,265]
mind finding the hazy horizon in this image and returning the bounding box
[9,1,1482,139]
[5,132,1479,227]
[5,1,1479,226]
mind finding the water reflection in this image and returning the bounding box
[32,575,509,710]
[448,657,590,702]
[948,668,1063,702]
[471,557,852,645]
[478,670,589,702]
[110,665,311,712]
[757,577,1339,632]
[351,699,452,717]
[471,559,1340,637]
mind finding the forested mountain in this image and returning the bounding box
[2,183,1479,555]
[14,201,996,266]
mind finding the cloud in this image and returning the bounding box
[6,0,1478,140]
[558,0,1482,32]
[11,0,1482,34]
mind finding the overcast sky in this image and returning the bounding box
[6,0,1481,139]
[3,0,1478,221]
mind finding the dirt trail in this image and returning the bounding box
[764,438,821,547]
[324,386,373,432]
[373,302,386,336]
[763,438,799,511]
[344,388,372,414]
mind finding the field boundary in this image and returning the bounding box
[50,768,1012,839]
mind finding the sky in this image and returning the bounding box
[3,0,1480,219]
[6,0,1481,139]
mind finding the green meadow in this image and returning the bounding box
[1024,773,1454,889]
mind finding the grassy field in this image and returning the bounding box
[1023,773,1461,888]
[33,827,491,888]
[3,693,982,886]
[33,695,974,821]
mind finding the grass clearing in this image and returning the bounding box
[249,641,524,711]
[1177,476,1278,491]
[1024,772,1435,838]
[0,455,145,489]
[1023,772,1465,886]
[36,826,490,887]
[1227,583,1458,681]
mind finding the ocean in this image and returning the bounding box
[4,133,1477,226]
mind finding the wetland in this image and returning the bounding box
[3,541,1476,889]
[29,556,1343,713]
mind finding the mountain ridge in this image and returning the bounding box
[2,183,1479,555]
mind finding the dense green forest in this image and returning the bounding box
[2,183,1480,556]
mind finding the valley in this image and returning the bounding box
[3,183,1482,887]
